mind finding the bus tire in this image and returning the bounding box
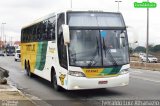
[51,70,62,91]
[27,62,33,78]
[25,60,27,70]
[25,61,28,76]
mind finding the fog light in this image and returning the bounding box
[74,86,80,89]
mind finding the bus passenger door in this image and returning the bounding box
[57,13,68,88]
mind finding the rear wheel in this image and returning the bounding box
[26,62,33,77]
[141,59,144,62]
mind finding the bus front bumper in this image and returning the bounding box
[67,73,129,90]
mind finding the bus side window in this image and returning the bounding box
[30,26,33,42]
[37,23,41,41]
[40,22,44,41]
[24,29,27,42]
[26,29,29,42]
[47,20,52,40]
[21,30,24,43]
[51,22,56,40]
[28,27,32,42]
[35,24,39,42]
[32,25,37,42]
[48,17,56,40]
[42,20,47,41]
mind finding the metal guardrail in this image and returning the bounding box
[0,67,9,79]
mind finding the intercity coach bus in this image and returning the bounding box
[21,10,130,91]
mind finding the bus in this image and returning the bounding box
[21,10,130,91]
[6,46,15,56]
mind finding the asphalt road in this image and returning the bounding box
[0,56,160,106]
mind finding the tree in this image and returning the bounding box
[129,47,133,54]
[153,44,160,52]
[148,44,154,52]
[134,46,146,52]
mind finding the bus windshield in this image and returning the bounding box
[69,30,129,67]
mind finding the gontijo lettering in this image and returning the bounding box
[86,69,98,73]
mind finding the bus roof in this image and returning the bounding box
[22,9,122,29]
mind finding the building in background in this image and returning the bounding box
[14,41,21,49]
[0,37,5,50]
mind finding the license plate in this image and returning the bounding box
[98,81,108,84]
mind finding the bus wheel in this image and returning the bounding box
[52,72,61,91]
[26,63,33,77]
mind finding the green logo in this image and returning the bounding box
[134,1,157,8]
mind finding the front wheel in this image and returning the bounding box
[52,74,62,91]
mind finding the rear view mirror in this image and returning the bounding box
[120,32,125,38]
[62,24,70,45]
[120,32,126,47]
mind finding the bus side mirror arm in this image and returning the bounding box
[62,24,70,45]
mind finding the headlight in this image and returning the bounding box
[68,71,86,77]
[119,68,129,75]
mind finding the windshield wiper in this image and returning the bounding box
[96,36,100,55]
[102,37,118,66]
[88,37,100,66]
[88,51,97,66]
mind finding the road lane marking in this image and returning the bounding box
[131,68,160,74]
[131,75,160,83]
[131,71,143,74]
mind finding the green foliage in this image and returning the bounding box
[134,44,160,53]
[152,45,160,52]
[148,44,153,51]
[134,46,146,52]
[129,47,133,54]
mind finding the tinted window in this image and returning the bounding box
[57,13,68,69]
[48,17,56,40]
[68,12,125,27]
[21,15,56,43]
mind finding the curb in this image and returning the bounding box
[0,83,38,106]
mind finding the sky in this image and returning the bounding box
[0,0,159,46]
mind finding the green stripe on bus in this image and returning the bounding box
[35,41,48,71]
[99,66,122,75]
